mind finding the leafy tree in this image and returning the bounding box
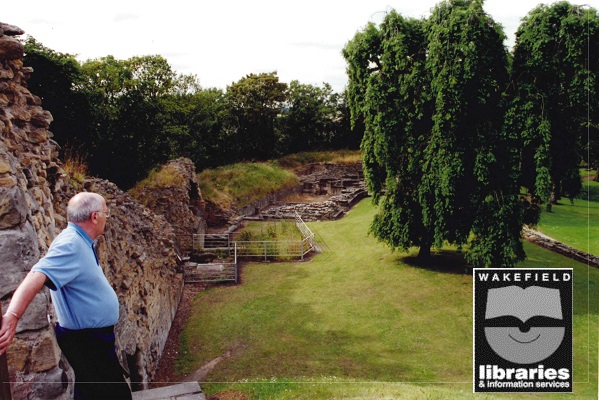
[78,55,179,187]
[344,11,432,257]
[280,81,340,153]
[158,88,236,170]
[344,1,525,267]
[330,90,363,150]
[127,55,176,98]
[507,2,599,208]
[226,72,287,160]
[343,21,386,197]
[23,38,93,150]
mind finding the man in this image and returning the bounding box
[0,192,131,399]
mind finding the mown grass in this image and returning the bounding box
[197,163,300,209]
[177,199,598,399]
[536,178,599,256]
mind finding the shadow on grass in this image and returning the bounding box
[400,250,471,275]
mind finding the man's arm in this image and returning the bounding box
[0,272,48,355]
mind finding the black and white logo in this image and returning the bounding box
[473,268,572,393]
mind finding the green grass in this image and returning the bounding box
[275,150,362,169]
[237,221,303,242]
[536,179,599,256]
[177,199,598,399]
[197,163,300,209]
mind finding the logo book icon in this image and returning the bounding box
[473,269,572,393]
[485,286,564,364]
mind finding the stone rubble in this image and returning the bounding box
[523,227,599,267]
[258,163,368,221]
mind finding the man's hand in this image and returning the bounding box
[0,313,19,356]
[0,271,48,355]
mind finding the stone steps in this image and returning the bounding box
[132,382,205,400]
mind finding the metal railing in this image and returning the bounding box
[0,304,13,400]
[192,233,230,252]
[183,243,238,284]
[191,213,317,263]
[295,212,316,253]
[233,237,313,260]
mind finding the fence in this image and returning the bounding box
[192,233,230,253]
[192,213,316,261]
[233,237,313,260]
[183,243,238,283]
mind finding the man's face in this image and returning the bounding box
[94,201,110,236]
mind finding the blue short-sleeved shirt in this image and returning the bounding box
[31,223,119,330]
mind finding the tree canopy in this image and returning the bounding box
[344,0,531,267]
[506,1,599,208]
[23,44,358,189]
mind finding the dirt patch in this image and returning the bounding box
[181,346,241,383]
[149,283,209,388]
[207,390,250,400]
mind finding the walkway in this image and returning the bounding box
[132,382,205,400]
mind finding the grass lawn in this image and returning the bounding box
[536,179,599,256]
[177,199,598,399]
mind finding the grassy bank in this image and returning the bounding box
[176,199,598,399]
[197,163,300,209]
[195,150,361,210]
[536,178,599,256]
[275,150,362,169]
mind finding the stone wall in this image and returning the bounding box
[523,227,599,268]
[128,158,207,253]
[0,22,183,398]
[0,22,71,400]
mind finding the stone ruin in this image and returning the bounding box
[128,158,207,253]
[0,22,185,399]
[258,162,368,221]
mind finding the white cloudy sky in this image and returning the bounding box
[4,0,598,92]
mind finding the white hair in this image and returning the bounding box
[67,192,105,222]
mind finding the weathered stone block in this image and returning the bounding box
[0,36,24,60]
[0,185,28,229]
[26,365,71,400]
[0,23,25,36]
[0,224,40,297]
[0,153,13,174]
[30,109,53,128]
[17,292,49,332]
[30,328,61,372]
[6,337,29,371]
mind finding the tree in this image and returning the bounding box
[226,72,287,160]
[344,11,433,258]
[78,55,179,188]
[23,38,93,150]
[344,0,526,267]
[507,2,599,209]
[280,81,340,153]
[330,90,363,150]
[157,88,236,170]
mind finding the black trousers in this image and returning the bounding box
[55,323,132,400]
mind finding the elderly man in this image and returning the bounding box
[0,192,131,399]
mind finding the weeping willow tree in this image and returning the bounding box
[344,0,527,267]
[506,2,599,211]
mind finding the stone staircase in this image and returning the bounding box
[132,382,205,400]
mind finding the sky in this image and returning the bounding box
[3,0,599,93]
